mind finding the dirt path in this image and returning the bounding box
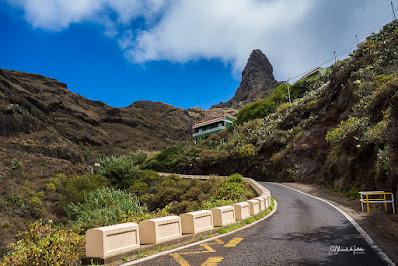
[284,182,398,264]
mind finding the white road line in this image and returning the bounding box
[275,183,395,266]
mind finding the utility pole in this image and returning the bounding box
[355,34,359,46]
[287,78,291,103]
[392,1,396,20]
[333,51,337,64]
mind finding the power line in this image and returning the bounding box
[287,3,396,83]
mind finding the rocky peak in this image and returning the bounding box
[214,49,278,108]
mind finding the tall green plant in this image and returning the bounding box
[99,155,141,189]
[67,188,146,233]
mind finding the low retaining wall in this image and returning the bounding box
[139,216,182,244]
[85,223,140,259]
[255,196,266,211]
[233,202,251,221]
[247,199,261,216]
[83,174,272,263]
[211,206,236,227]
[180,210,213,234]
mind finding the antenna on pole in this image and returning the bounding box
[392,1,396,20]
[333,51,337,64]
[287,78,291,103]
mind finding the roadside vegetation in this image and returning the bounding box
[0,152,254,265]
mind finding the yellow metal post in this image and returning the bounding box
[384,193,387,211]
[366,194,370,213]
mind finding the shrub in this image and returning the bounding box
[325,117,369,146]
[9,159,22,171]
[362,120,387,144]
[276,102,293,113]
[140,169,160,182]
[236,83,290,123]
[199,149,224,166]
[235,144,256,157]
[201,199,236,209]
[99,155,141,189]
[345,187,360,200]
[227,173,244,183]
[67,188,146,233]
[0,221,84,266]
[5,193,31,214]
[129,180,149,195]
[210,174,255,202]
[57,174,107,204]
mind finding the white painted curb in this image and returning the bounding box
[277,183,395,266]
[120,199,278,266]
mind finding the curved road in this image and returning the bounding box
[134,182,389,265]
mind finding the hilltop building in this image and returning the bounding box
[192,116,234,142]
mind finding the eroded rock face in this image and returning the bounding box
[214,49,278,108]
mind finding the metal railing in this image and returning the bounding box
[359,191,396,214]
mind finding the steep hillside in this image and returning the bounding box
[0,69,196,155]
[213,49,278,108]
[146,21,398,197]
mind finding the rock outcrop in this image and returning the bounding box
[214,49,278,108]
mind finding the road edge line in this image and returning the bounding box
[276,183,395,266]
[120,199,278,265]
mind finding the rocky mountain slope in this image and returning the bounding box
[214,49,278,108]
[0,69,197,157]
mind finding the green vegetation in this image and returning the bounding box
[236,72,328,124]
[99,154,145,189]
[67,187,146,233]
[237,83,292,124]
[57,174,108,204]
[325,117,369,146]
[129,173,254,214]
[0,221,83,266]
[143,144,201,173]
[1,149,254,264]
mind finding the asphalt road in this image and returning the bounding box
[134,182,390,266]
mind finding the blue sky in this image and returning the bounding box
[0,0,392,109]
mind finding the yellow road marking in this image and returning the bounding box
[224,237,244,248]
[214,238,224,244]
[170,253,190,266]
[171,237,241,266]
[178,243,217,255]
[200,256,224,266]
[200,243,216,252]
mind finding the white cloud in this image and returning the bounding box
[7,0,167,30]
[6,0,391,80]
[127,0,312,76]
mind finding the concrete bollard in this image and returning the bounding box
[254,196,266,211]
[180,210,213,234]
[263,194,271,208]
[247,199,260,216]
[211,206,236,227]
[85,223,140,259]
[139,216,182,244]
[233,202,251,221]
